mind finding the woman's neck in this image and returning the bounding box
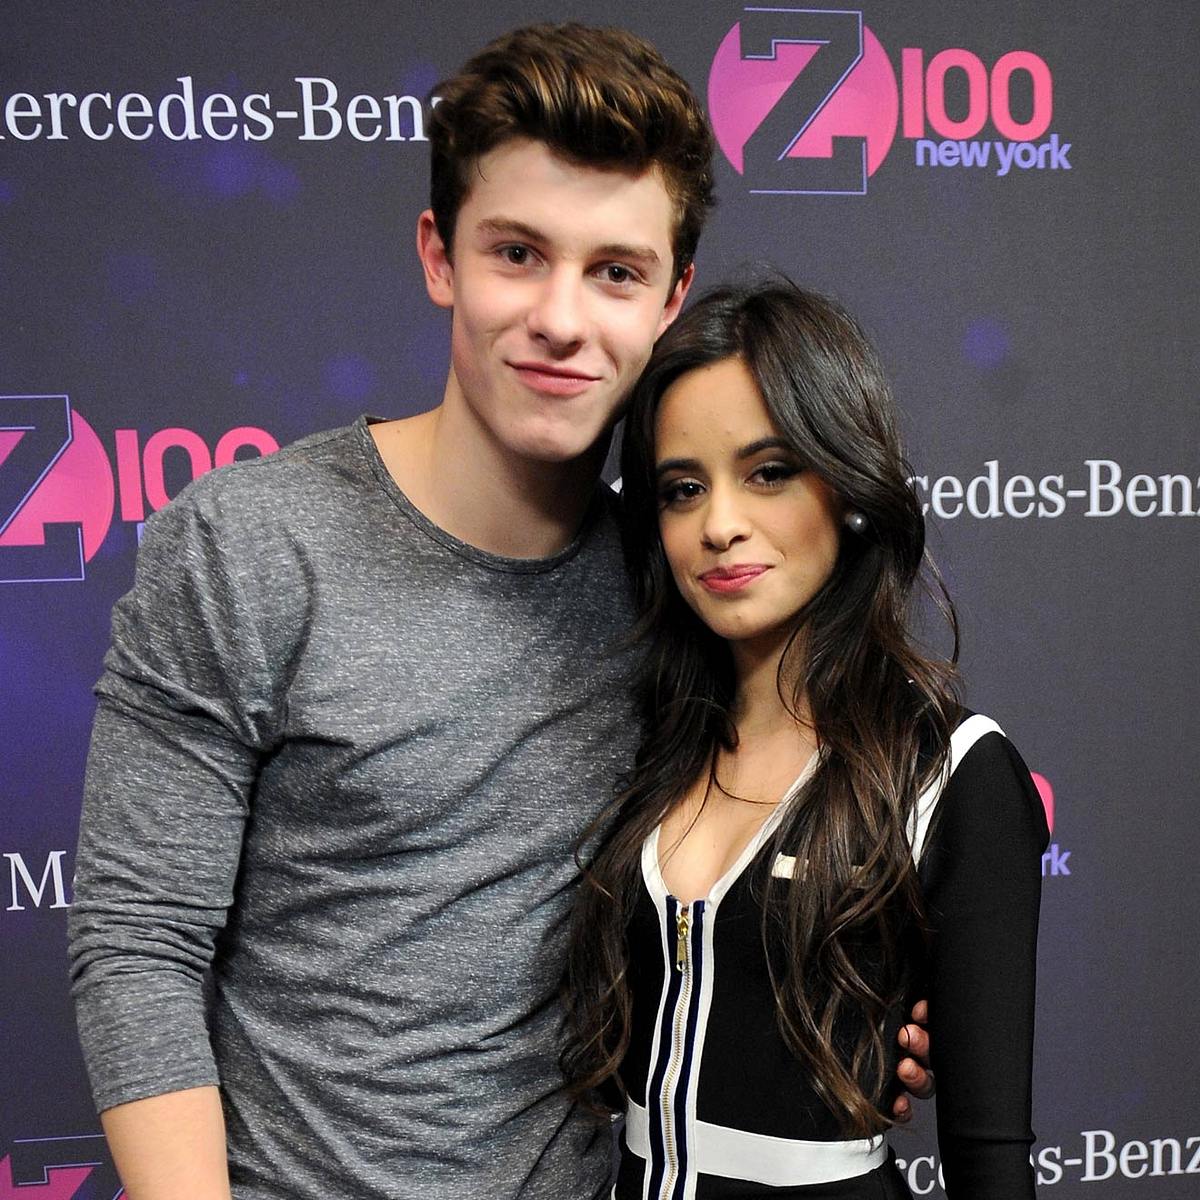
[711,633,818,804]
[729,632,809,740]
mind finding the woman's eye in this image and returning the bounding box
[753,461,800,486]
[658,479,703,507]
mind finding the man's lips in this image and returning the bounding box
[509,361,602,397]
[698,564,771,593]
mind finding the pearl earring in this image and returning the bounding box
[844,510,869,535]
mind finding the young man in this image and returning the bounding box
[68,24,929,1200]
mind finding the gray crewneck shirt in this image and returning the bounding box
[68,417,638,1199]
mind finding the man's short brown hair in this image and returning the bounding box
[429,23,715,286]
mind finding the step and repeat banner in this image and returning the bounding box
[2,2,1197,1196]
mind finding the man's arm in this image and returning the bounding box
[101,1088,232,1200]
[68,482,286,1189]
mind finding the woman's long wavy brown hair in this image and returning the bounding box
[561,278,961,1137]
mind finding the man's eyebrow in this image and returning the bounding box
[476,217,546,242]
[593,242,662,266]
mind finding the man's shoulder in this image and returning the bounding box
[127,419,383,599]
[187,420,363,505]
[152,419,371,537]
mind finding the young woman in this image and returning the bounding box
[563,280,1047,1200]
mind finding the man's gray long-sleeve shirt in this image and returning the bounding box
[68,417,638,1199]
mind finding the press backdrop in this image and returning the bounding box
[3,3,1198,1196]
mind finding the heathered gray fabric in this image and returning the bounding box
[68,416,638,1199]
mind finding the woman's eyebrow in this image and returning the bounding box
[655,457,701,478]
[737,436,792,460]
[655,438,794,477]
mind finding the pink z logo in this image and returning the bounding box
[0,395,114,584]
[1,1135,123,1198]
[708,6,898,195]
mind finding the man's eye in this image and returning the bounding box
[602,264,635,285]
[501,245,530,265]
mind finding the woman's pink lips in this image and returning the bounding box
[698,565,771,593]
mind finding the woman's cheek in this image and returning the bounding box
[660,528,695,611]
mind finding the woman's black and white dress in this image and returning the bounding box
[614,713,1048,1200]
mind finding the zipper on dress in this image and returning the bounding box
[659,900,700,1200]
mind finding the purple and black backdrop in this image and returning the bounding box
[3,2,1198,1196]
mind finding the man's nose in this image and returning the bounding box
[526,269,588,351]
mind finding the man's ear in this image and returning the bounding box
[657,262,695,337]
[417,209,454,309]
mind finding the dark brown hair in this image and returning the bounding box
[562,278,961,1136]
[428,23,714,286]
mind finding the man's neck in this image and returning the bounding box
[370,405,608,560]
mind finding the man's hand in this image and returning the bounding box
[891,1000,934,1123]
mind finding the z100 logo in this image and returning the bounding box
[0,395,277,584]
[1,1136,122,1198]
[708,6,1067,195]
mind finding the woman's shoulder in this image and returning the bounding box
[946,709,1013,773]
[912,708,1050,864]
[945,708,1030,785]
[913,706,1019,782]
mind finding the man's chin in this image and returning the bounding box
[511,426,614,470]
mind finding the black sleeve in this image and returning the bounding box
[918,730,1049,1199]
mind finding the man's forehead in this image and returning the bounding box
[460,139,676,258]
